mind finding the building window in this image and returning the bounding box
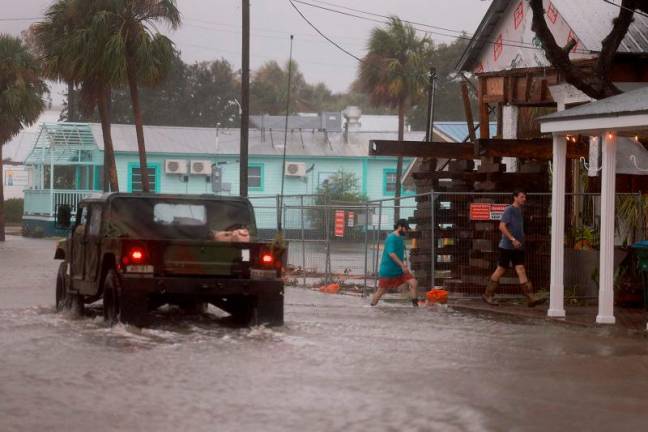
[129,164,159,193]
[318,171,335,186]
[384,169,397,195]
[248,164,263,191]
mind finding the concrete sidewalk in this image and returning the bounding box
[452,297,648,333]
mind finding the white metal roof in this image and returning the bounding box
[457,0,648,72]
[89,123,429,157]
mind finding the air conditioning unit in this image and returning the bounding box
[165,159,188,175]
[190,160,213,176]
[285,162,306,177]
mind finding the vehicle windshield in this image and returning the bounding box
[107,197,257,240]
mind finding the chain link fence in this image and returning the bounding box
[248,192,645,300]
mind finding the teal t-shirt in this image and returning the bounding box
[379,233,406,277]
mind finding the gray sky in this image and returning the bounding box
[1,0,490,98]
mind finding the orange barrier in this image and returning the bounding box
[426,288,448,304]
[319,283,341,294]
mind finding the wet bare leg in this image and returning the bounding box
[490,266,506,282]
[371,286,387,306]
[407,278,418,300]
[514,265,528,284]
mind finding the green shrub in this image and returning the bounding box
[3,198,23,224]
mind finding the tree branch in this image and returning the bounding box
[595,0,637,80]
[529,0,634,99]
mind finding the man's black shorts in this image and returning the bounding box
[498,247,525,268]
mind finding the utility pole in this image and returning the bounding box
[279,35,295,232]
[425,67,437,142]
[240,0,250,197]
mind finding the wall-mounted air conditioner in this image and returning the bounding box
[165,159,188,175]
[285,162,306,177]
[190,160,213,176]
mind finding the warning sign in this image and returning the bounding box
[469,203,491,221]
[334,210,345,237]
[470,203,509,221]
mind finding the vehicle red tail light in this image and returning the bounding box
[123,246,146,265]
[261,253,274,265]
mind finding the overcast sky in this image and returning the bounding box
[1,0,491,100]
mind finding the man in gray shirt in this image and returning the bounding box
[483,190,545,307]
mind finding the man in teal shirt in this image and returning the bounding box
[371,219,419,307]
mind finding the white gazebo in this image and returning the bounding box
[539,86,648,328]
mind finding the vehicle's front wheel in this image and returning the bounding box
[103,269,121,325]
[55,262,68,312]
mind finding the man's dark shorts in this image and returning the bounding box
[498,247,525,268]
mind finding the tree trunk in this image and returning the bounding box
[97,88,119,192]
[0,144,5,242]
[529,0,633,100]
[394,100,405,222]
[67,81,76,122]
[126,56,150,193]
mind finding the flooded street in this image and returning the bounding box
[1,236,648,432]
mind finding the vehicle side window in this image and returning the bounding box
[88,206,102,236]
[74,207,88,235]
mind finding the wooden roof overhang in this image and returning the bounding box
[475,56,648,139]
[369,137,588,161]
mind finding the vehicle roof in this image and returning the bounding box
[79,192,253,206]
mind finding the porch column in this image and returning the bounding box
[548,134,566,318]
[597,132,617,325]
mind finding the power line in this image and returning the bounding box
[601,0,648,19]
[291,0,580,53]
[288,0,364,62]
[289,0,591,63]
[0,17,41,22]
[305,0,472,36]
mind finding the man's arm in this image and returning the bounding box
[499,222,521,248]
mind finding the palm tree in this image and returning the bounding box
[99,0,180,192]
[358,18,431,220]
[34,0,120,192]
[0,35,47,241]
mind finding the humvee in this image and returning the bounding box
[54,193,284,326]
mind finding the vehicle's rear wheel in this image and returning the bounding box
[253,294,284,327]
[103,269,120,326]
[216,294,283,327]
[55,262,68,312]
[103,269,147,326]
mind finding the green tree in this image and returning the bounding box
[34,0,120,191]
[358,17,431,220]
[97,0,181,192]
[0,35,47,241]
[310,170,367,235]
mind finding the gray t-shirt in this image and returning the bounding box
[499,205,524,250]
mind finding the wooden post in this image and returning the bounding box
[461,81,477,142]
[478,78,490,140]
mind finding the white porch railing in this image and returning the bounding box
[24,189,97,217]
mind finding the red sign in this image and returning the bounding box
[490,204,508,221]
[334,210,345,237]
[470,204,509,221]
[470,204,491,221]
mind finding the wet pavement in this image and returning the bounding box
[1,235,648,432]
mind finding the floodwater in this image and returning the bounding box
[1,236,648,432]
